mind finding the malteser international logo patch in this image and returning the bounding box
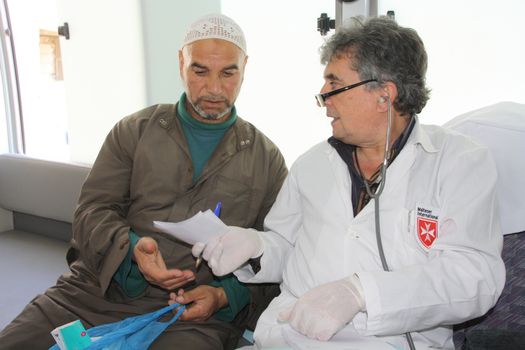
[416,206,439,250]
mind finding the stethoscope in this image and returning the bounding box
[364,95,416,350]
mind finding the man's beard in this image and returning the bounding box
[189,96,232,120]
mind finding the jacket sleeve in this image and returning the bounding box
[235,166,299,284]
[356,143,505,336]
[211,275,250,322]
[70,113,146,295]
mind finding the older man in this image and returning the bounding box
[0,14,287,350]
[194,16,505,349]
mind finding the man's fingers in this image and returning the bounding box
[136,237,158,255]
[164,277,194,290]
[176,289,202,321]
[192,242,205,258]
[144,268,194,290]
[155,250,168,270]
[145,266,181,281]
[179,305,205,321]
[162,270,195,290]
[174,288,196,304]
[168,292,177,304]
[134,236,197,290]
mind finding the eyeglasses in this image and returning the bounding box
[315,79,377,107]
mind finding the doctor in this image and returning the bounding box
[189,16,505,349]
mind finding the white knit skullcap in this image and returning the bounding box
[182,13,247,54]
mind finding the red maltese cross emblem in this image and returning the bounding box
[417,217,438,249]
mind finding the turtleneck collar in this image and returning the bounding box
[177,93,237,130]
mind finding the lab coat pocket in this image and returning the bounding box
[392,208,428,267]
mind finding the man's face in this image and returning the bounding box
[320,56,384,146]
[179,39,247,122]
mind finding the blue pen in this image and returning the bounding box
[213,201,222,217]
[195,201,222,270]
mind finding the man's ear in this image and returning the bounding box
[376,81,397,112]
[239,55,248,84]
[178,49,184,77]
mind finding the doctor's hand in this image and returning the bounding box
[192,226,263,276]
[168,285,228,322]
[134,237,195,290]
[278,275,366,341]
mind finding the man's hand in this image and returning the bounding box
[278,276,366,341]
[192,226,263,276]
[134,237,195,290]
[168,285,228,322]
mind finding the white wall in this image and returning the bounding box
[56,0,146,164]
[141,1,220,105]
[223,0,525,166]
[60,0,220,163]
[222,0,332,167]
[379,0,525,126]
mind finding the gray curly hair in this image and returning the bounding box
[320,16,430,116]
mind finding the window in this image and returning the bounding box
[40,30,63,81]
[1,0,147,164]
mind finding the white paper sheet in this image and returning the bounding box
[153,210,228,245]
[282,324,396,350]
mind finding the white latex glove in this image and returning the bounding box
[191,226,263,276]
[278,275,366,341]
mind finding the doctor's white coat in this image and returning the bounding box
[235,119,505,349]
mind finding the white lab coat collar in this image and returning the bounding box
[409,117,438,154]
[321,117,438,217]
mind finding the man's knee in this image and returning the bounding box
[0,296,74,350]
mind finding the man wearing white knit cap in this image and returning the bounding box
[178,14,248,123]
[0,13,287,350]
[183,13,247,54]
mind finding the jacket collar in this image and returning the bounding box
[408,117,438,153]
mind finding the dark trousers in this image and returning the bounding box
[0,294,241,350]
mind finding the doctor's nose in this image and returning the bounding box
[319,82,331,95]
[315,83,331,108]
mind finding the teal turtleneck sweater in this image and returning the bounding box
[113,95,250,322]
[177,93,237,182]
